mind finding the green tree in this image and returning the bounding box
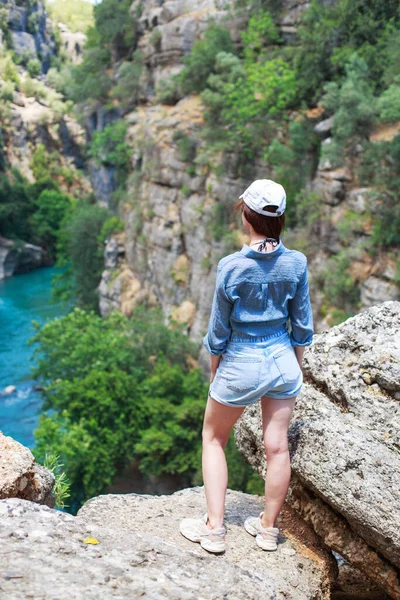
[66,28,112,104]
[133,357,207,476]
[111,51,144,110]
[94,0,139,61]
[0,171,35,240]
[30,307,199,509]
[30,190,72,258]
[294,0,400,103]
[321,54,377,164]
[56,203,108,310]
[30,305,261,513]
[88,120,131,184]
[181,24,236,93]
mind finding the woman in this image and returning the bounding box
[180,179,314,554]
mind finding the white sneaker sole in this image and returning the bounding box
[179,521,226,553]
[244,518,278,551]
[200,539,226,553]
[256,534,278,551]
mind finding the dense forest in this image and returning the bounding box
[1,0,399,512]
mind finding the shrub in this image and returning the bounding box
[155,74,183,105]
[27,13,40,35]
[181,185,191,197]
[42,453,71,510]
[357,135,400,250]
[150,28,162,49]
[173,131,197,163]
[0,53,20,84]
[111,52,144,110]
[241,9,281,65]
[180,23,236,93]
[0,80,15,101]
[99,215,124,241]
[27,58,41,78]
[321,249,361,313]
[377,81,400,123]
[88,120,130,183]
[30,144,60,181]
[264,119,319,225]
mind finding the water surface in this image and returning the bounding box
[0,267,70,448]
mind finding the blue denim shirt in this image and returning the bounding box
[203,237,314,355]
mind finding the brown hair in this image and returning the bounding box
[232,198,285,239]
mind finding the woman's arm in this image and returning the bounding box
[293,346,305,369]
[288,259,314,360]
[203,263,233,381]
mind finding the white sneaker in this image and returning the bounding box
[244,511,279,551]
[179,513,226,553]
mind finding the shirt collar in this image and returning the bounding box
[239,237,286,259]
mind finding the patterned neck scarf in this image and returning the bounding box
[251,237,280,252]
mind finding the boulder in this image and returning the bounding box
[11,31,37,58]
[0,237,46,279]
[235,301,400,599]
[56,22,87,64]
[0,486,336,599]
[13,242,46,274]
[0,431,55,506]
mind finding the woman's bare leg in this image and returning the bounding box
[259,396,297,528]
[202,395,246,529]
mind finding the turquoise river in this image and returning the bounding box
[0,267,70,449]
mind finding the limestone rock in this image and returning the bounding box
[360,276,400,307]
[0,431,55,506]
[11,31,37,58]
[235,301,400,599]
[0,237,46,279]
[0,486,336,599]
[56,22,87,64]
[314,116,334,136]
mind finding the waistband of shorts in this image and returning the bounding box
[229,326,289,344]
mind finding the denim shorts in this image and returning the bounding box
[208,330,303,407]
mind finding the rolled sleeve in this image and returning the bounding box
[288,260,314,347]
[203,264,233,356]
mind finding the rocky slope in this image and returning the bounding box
[92,0,400,366]
[0,488,336,599]
[0,0,89,278]
[235,300,400,599]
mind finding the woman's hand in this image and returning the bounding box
[210,354,222,383]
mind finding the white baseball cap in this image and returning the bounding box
[239,179,286,217]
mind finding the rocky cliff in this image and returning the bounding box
[1,302,398,599]
[0,0,89,278]
[91,0,400,368]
